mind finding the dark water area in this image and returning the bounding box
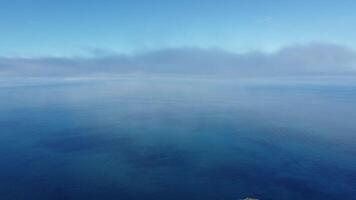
[0,76,356,200]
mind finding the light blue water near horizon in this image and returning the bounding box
[0,76,356,199]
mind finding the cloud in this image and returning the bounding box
[0,43,355,77]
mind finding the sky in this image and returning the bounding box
[0,0,356,77]
[1,0,356,56]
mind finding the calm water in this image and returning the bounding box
[0,76,356,200]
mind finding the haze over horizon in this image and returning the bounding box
[0,43,355,77]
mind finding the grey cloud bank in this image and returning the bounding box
[0,43,355,77]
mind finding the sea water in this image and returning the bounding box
[0,76,355,200]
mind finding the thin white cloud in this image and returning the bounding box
[0,43,355,77]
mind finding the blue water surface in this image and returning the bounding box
[0,76,355,200]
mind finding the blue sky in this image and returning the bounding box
[1,0,356,57]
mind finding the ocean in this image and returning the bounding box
[0,76,355,200]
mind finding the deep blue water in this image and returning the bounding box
[0,77,356,200]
